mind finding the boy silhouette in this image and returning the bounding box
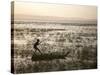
[33,39,42,54]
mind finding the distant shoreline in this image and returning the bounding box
[11,20,97,26]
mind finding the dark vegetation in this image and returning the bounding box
[12,22,97,73]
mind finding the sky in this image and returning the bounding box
[14,1,97,20]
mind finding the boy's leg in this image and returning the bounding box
[37,48,42,54]
[33,49,37,55]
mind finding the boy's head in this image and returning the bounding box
[37,39,40,41]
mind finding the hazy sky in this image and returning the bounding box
[14,1,97,19]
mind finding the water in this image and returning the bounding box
[11,22,97,73]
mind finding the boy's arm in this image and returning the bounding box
[39,40,44,44]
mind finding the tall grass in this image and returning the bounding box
[12,23,97,73]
